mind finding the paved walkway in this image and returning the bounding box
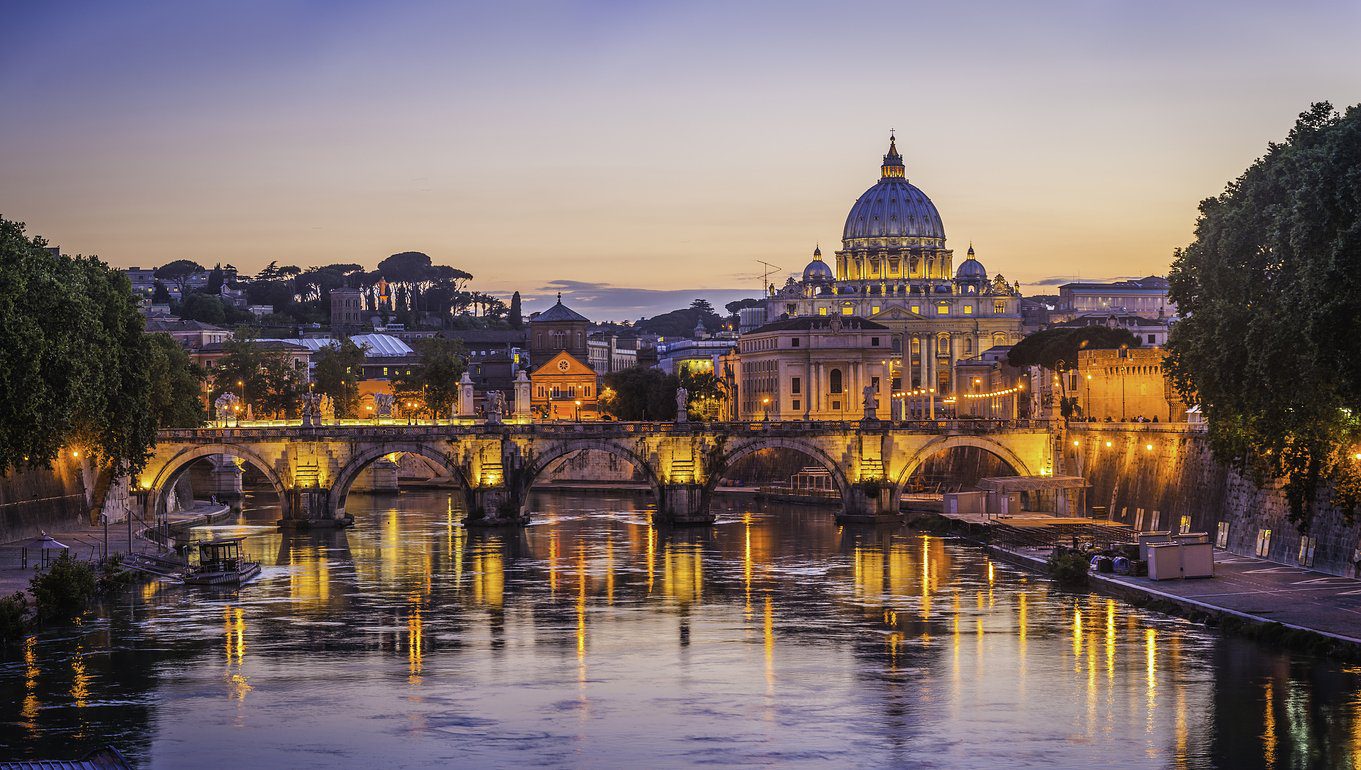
[1106,550,1361,643]
[993,545,1361,645]
[0,502,230,595]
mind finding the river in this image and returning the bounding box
[2,489,1360,769]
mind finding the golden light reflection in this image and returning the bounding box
[576,544,588,659]
[1017,592,1028,695]
[224,606,246,664]
[407,594,424,684]
[1263,680,1277,768]
[646,524,656,595]
[1145,627,1158,736]
[69,646,89,708]
[472,544,504,608]
[21,636,39,730]
[920,538,931,620]
[763,594,775,694]
[664,542,703,606]
[987,560,995,585]
[743,514,753,618]
[1073,607,1084,666]
[605,532,616,605]
[548,533,560,595]
[1105,600,1116,682]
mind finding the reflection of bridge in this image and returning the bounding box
[129,420,1055,528]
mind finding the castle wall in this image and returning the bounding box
[1065,424,1361,577]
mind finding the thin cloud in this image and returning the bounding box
[520,280,761,322]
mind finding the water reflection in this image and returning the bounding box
[1,491,1360,768]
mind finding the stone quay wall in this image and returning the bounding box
[0,457,91,543]
[1064,423,1361,577]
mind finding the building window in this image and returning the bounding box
[829,369,843,394]
[871,305,880,315]
[994,301,1006,314]
[791,377,801,394]
[818,307,828,316]
[791,338,800,347]
[841,306,854,316]
[792,400,801,411]
[910,305,920,315]
[871,376,880,391]
[936,303,949,315]
[1147,334,1156,344]
[870,337,880,347]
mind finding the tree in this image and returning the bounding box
[509,291,523,329]
[178,293,227,325]
[145,333,207,428]
[206,263,225,294]
[392,338,467,417]
[1007,326,1140,372]
[210,331,303,418]
[601,368,678,421]
[635,304,723,338]
[154,259,205,298]
[0,217,158,477]
[679,367,726,421]
[313,339,365,418]
[724,298,764,315]
[152,280,172,304]
[1165,102,1361,528]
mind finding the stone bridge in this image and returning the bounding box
[130,420,1056,528]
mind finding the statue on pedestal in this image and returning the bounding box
[862,384,879,421]
[676,386,689,423]
[374,392,394,419]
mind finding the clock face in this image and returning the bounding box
[557,359,570,372]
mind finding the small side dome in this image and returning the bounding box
[955,243,987,280]
[802,244,834,283]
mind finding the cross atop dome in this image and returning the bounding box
[881,130,905,179]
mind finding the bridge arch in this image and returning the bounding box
[517,438,664,501]
[892,434,1032,498]
[331,442,469,516]
[706,436,852,501]
[147,443,290,519]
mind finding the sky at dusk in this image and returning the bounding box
[2,1,1359,319]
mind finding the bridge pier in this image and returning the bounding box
[659,484,715,526]
[208,455,244,500]
[465,486,529,527]
[835,483,901,525]
[366,457,401,494]
[279,487,353,530]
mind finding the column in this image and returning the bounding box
[949,334,960,396]
[916,335,926,389]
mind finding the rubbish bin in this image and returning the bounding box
[1147,543,1182,581]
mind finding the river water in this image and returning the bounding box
[2,489,1360,769]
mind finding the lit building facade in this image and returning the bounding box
[735,316,893,421]
[1076,347,1188,422]
[527,296,599,419]
[1056,276,1174,320]
[764,134,1024,397]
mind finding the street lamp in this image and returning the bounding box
[761,396,771,422]
[574,399,583,422]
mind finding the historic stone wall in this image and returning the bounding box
[1065,424,1361,577]
[0,457,90,543]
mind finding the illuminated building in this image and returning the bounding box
[735,315,893,421]
[763,134,1024,397]
[528,295,600,419]
[1075,347,1188,422]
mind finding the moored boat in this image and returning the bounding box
[183,537,261,585]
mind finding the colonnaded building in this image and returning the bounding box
[742,134,1025,420]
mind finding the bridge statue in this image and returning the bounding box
[863,384,879,421]
[485,391,505,425]
[374,393,394,419]
[676,386,689,424]
[213,392,240,425]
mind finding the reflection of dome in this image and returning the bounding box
[842,133,945,245]
[802,245,834,282]
[955,244,987,280]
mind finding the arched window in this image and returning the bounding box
[829,369,843,394]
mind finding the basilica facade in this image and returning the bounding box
[758,134,1025,400]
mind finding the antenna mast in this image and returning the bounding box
[756,260,782,296]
